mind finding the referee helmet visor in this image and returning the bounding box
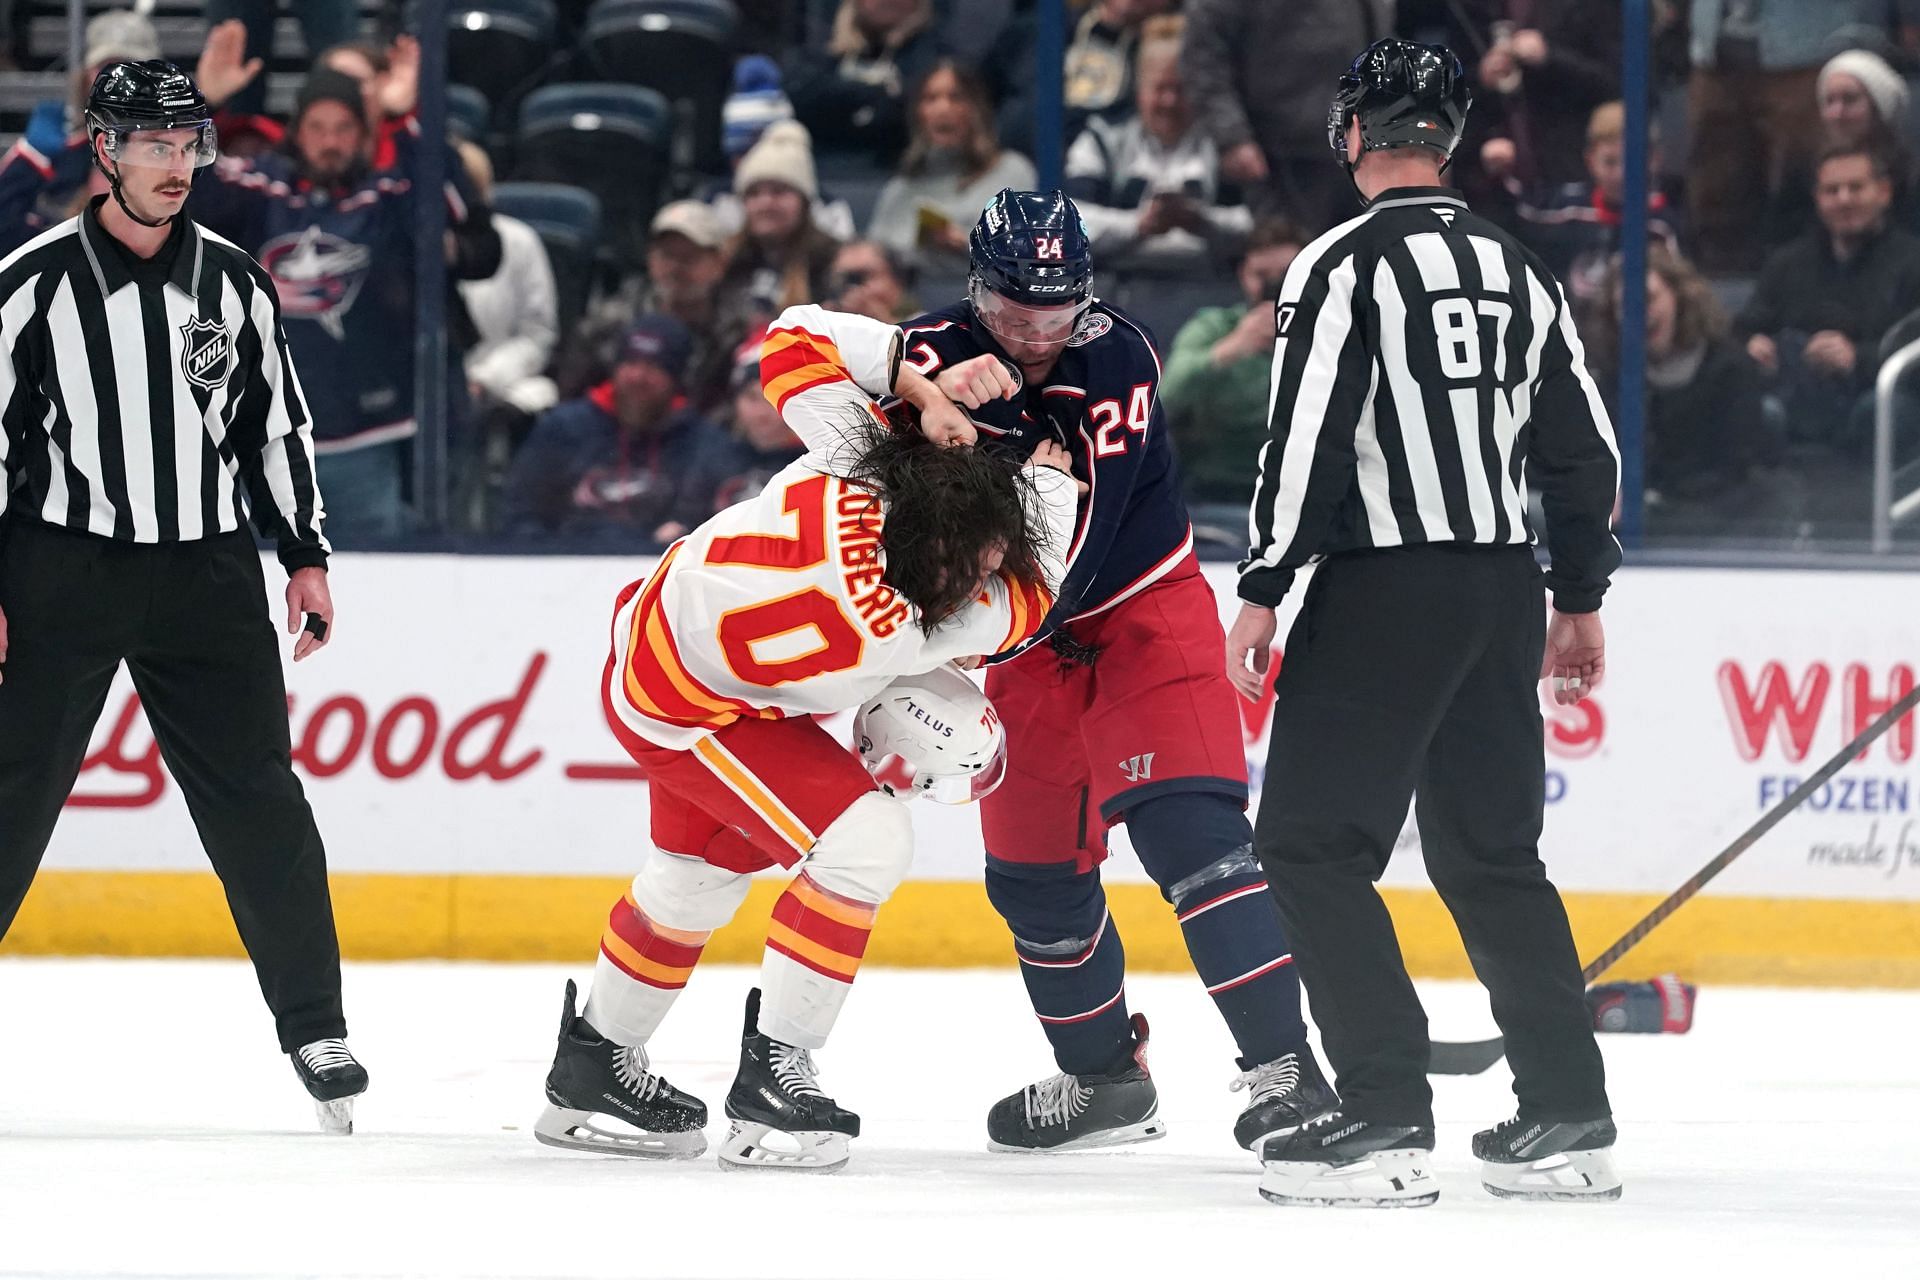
[86,60,218,169]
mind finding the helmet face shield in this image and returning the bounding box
[969,276,1090,351]
[102,123,218,170]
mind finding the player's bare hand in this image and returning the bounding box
[1226,603,1279,703]
[1541,608,1604,705]
[0,600,9,686]
[917,395,977,447]
[936,353,1021,409]
[1026,439,1087,494]
[287,567,334,662]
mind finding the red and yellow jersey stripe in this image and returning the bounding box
[760,324,856,415]
[995,571,1056,655]
[618,543,782,733]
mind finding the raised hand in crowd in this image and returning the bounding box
[1211,300,1277,368]
[379,34,421,120]
[196,19,263,109]
[1746,332,1779,374]
[1220,140,1269,185]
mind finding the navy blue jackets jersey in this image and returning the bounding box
[185,122,498,452]
[902,298,1193,657]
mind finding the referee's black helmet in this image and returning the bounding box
[1327,38,1472,170]
[85,60,217,226]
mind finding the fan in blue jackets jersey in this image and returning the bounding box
[902,190,1334,1153]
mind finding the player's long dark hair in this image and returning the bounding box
[834,416,1052,636]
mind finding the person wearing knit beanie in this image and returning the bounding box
[1818,50,1911,146]
[733,120,820,201]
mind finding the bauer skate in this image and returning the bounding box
[986,1013,1166,1153]
[1258,1111,1438,1207]
[534,980,708,1159]
[1230,1045,1337,1150]
[291,1038,368,1136]
[1474,1114,1622,1201]
[718,988,860,1173]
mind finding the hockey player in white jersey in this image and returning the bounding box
[535,304,1079,1171]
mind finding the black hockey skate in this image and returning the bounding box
[1474,1114,1622,1201]
[534,980,709,1159]
[1230,1045,1338,1150]
[1258,1110,1438,1207]
[719,987,860,1172]
[291,1038,368,1136]
[986,1013,1166,1153]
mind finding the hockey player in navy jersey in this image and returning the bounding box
[903,190,1335,1153]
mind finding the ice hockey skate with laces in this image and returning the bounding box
[534,981,709,1159]
[1229,1045,1337,1150]
[1258,1111,1439,1207]
[291,1037,368,1136]
[718,988,860,1172]
[1475,1115,1623,1201]
[986,1013,1166,1152]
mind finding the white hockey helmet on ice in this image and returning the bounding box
[854,665,1007,804]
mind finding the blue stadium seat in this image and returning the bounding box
[581,0,737,173]
[512,82,671,267]
[491,181,603,337]
[446,84,494,144]
[448,0,558,112]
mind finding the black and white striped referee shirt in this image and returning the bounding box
[0,199,327,571]
[1239,187,1620,613]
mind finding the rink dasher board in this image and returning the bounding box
[11,553,1920,985]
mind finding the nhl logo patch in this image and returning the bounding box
[179,317,232,390]
[1066,312,1111,347]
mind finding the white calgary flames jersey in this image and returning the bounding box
[606,305,1077,751]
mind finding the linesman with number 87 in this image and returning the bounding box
[1225,40,1624,1207]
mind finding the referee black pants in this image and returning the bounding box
[1254,544,1607,1127]
[0,519,345,1052]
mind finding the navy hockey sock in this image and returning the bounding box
[985,859,1135,1076]
[1129,793,1307,1066]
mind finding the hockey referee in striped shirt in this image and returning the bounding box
[0,62,368,1132]
[1226,42,1624,1207]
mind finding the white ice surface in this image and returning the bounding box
[1,960,1916,1279]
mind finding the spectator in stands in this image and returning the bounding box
[1065,17,1251,274]
[868,60,1036,269]
[711,59,858,242]
[1180,0,1391,232]
[1738,145,1920,465]
[567,200,742,412]
[1160,218,1308,508]
[457,143,560,521]
[498,316,739,545]
[710,351,809,511]
[1768,49,1918,243]
[1062,0,1175,135]
[1591,245,1783,534]
[1471,5,1622,194]
[826,239,918,323]
[0,9,159,256]
[204,0,360,116]
[189,67,503,540]
[1687,2,1920,273]
[786,0,948,163]
[1511,102,1685,322]
[197,24,421,168]
[720,122,844,328]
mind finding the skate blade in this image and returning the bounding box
[533,1104,708,1160]
[716,1120,850,1173]
[1481,1147,1623,1201]
[314,1097,354,1136]
[1259,1147,1439,1208]
[986,1113,1168,1154]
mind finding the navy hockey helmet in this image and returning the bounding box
[1327,38,1472,170]
[86,60,217,227]
[967,189,1094,351]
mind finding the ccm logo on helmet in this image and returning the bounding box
[1034,235,1065,259]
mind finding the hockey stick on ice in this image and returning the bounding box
[1428,681,1920,1076]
